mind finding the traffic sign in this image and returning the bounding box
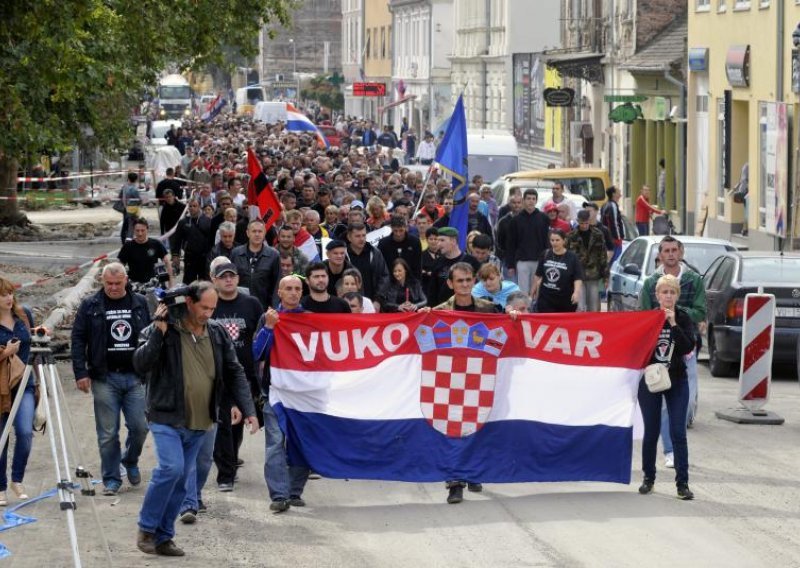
[353,82,386,97]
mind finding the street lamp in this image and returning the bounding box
[289,38,297,78]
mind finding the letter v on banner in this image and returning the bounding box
[716,293,785,425]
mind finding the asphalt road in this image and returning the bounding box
[1,360,799,567]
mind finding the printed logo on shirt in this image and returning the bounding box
[655,328,673,364]
[545,267,560,282]
[214,316,247,345]
[110,319,132,342]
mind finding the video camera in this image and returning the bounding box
[155,285,192,319]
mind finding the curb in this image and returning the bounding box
[42,263,102,331]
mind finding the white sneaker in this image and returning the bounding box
[664,453,675,469]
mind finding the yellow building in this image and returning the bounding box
[687,1,798,249]
[362,0,393,120]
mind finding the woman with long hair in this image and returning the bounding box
[532,229,584,313]
[336,268,377,313]
[0,277,35,506]
[379,258,427,312]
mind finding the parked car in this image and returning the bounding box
[489,177,586,212]
[608,235,736,312]
[489,168,610,207]
[702,251,800,377]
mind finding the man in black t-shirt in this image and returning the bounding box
[155,167,185,201]
[70,263,151,495]
[118,218,173,286]
[300,262,352,313]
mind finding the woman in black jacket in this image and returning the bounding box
[379,259,427,312]
[638,274,696,500]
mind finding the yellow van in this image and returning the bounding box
[490,167,611,208]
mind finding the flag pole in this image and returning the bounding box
[410,83,470,221]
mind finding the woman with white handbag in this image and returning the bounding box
[638,274,696,500]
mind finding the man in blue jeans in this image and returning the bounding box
[133,281,258,557]
[71,263,150,496]
[252,275,311,513]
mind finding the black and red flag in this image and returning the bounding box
[246,148,281,231]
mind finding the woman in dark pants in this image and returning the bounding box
[638,274,696,500]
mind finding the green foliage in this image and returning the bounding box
[301,76,344,112]
[0,0,293,162]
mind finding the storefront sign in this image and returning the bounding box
[763,102,788,238]
[689,48,709,72]
[353,82,386,97]
[608,103,643,124]
[726,45,750,88]
[543,87,575,107]
[603,94,647,103]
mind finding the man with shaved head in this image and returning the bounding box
[251,274,310,513]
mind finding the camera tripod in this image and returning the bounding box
[0,337,96,567]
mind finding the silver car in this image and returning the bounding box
[608,235,736,312]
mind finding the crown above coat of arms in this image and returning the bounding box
[415,319,508,357]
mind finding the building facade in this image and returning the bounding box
[342,0,365,117]
[362,0,394,120]
[389,0,454,134]
[546,0,688,225]
[450,0,561,170]
[687,0,798,249]
[260,0,343,81]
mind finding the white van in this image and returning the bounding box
[467,131,519,183]
[235,86,267,116]
[253,101,288,124]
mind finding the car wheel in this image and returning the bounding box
[708,330,736,378]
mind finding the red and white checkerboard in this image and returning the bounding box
[420,353,497,437]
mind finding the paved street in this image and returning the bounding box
[1,360,798,567]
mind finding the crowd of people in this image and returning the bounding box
[0,112,700,558]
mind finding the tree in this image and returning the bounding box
[300,76,344,114]
[0,0,293,226]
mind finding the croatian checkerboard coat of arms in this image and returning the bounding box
[415,319,508,437]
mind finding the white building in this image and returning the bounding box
[388,0,454,134]
[342,0,365,118]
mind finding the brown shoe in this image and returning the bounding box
[155,540,185,557]
[136,530,156,555]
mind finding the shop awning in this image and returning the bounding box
[545,52,605,84]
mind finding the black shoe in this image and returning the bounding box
[218,482,234,492]
[155,540,185,557]
[447,485,463,504]
[270,499,290,513]
[197,499,207,513]
[677,483,694,500]
[467,483,483,493]
[179,509,197,524]
[236,458,244,467]
[136,530,156,555]
[638,479,654,495]
[307,471,321,480]
[288,496,306,507]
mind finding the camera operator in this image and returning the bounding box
[177,258,264,524]
[70,263,150,496]
[118,218,174,287]
[133,281,257,557]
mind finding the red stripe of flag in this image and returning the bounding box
[742,325,772,373]
[246,148,281,232]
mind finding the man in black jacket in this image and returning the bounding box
[134,281,258,557]
[173,199,211,283]
[495,193,522,278]
[71,262,150,496]
[507,189,550,296]
[377,216,422,279]
[229,218,280,308]
[346,223,389,311]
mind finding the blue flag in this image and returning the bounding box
[435,95,469,249]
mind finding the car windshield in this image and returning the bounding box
[552,177,605,201]
[741,257,800,283]
[159,86,191,99]
[646,243,731,276]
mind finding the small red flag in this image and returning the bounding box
[246,149,281,231]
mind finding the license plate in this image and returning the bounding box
[775,307,800,318]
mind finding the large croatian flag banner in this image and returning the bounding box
[270,311,663,484]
